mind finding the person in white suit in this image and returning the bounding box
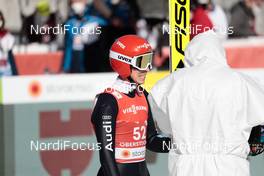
[148,30,264,176]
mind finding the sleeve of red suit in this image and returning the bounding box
[91,93,121,176]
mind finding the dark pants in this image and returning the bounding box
[97,161,150,176]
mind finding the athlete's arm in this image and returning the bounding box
[91,93,120,176]
[143,90,171,153]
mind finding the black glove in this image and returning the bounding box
[248,126,264,156]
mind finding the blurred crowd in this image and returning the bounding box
[0,0,264,76]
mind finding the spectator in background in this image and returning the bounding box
[136,0,170,70]
[88,0,140,72]
[21,0,57,44]
[0,11,17,76]
[229,0,256,38]
[91,0,139,36]
[252,0,264,35]
[62,0,106,73]
[190,0,213,39]
[136,0,168,49]
[208,0,229,40]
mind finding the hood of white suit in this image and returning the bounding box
[184,30,227,67]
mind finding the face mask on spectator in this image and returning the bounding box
[0,20,4,29]
[0,12,4,30]
[71,2,86,16]
[0,19,4,30]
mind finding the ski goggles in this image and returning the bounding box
[110,50,153,71]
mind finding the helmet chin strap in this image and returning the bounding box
[127,66,139,85]
[118,75,138,86]
[128,76,136,84]
[118,66,139,85]
[117,75,135,83]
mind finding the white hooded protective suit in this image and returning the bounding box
[148,30,264,176]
